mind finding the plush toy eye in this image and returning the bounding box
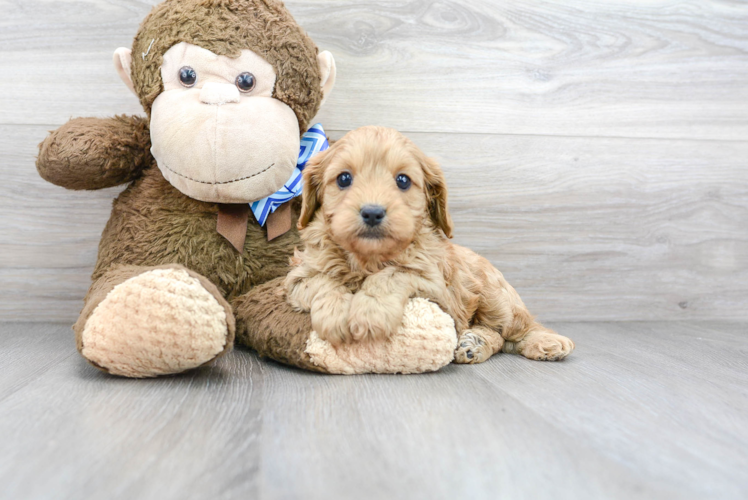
[395,174,411,190]
[179,66,197,87]
[236,72,256,92]
[337,172,353,189]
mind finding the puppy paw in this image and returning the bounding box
[348,292,403,342]
[287,294,311,313]
[310,292,354,345]
[520,332,575,361]
[454,330,492,364]
[285,280,313,312]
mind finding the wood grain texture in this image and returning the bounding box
[2,124,745,322]
[1,0,747,139]
[0,321,746,499]
[0,323,262,500]
[0,323,75,402]
[1,0,747,321]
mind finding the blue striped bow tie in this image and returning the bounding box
[250,123,329,226]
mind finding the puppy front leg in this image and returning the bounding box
[285,267,322,312]
[286,272,354,345]
[348,269,420,342]
[310,287,354,346]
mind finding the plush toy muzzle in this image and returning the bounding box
[149,42,301,204]
[150,94,300,204]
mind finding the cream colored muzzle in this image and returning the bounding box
[200,82,240,105]
[149,90,300,205]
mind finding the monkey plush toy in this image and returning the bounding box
[36,0,457,377]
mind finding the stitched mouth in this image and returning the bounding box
[161,162,276,185]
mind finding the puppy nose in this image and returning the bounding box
[200,82,240,105]
[360,205,386,227]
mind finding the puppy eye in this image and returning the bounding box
[179,66,197,87]
[236,72,256,93]
[337,172,353,189]
[395,174,411,191]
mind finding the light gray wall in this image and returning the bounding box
[1,0,746,322]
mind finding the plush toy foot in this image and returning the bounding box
[504,330,575,361]
[80,268,232,377]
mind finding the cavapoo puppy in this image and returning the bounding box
[284,126,574,363]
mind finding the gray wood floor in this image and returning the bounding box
[1,322,746,500]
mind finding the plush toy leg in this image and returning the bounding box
[233,278,329,373]
[74,264,235,378]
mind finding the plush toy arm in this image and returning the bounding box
[37,115,152,190]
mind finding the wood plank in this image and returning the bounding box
[400,131,748,322]
[0,328,263,500]
[251,320,746,499]
[473,321,748,499]
[3,124,746,322]
[0,321,746,499]
[256,357,682,500]
[0,322,75,402]
[1,0,747,139]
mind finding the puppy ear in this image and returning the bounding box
[297,148,329,229]
[419,154,454,238]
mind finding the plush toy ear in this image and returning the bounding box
[317,51,336,106]
[418,153,454,239]
[297,149,329,229]
[113,48,137,96]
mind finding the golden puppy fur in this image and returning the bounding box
[284,126,574,363]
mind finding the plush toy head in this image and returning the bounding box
[112,0,336,204]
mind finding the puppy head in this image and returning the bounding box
[299,126,453,262]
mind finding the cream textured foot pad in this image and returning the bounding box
[305,298,457,374]
[81,268,229,377]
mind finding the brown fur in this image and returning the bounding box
[285,126,575,363]
[35,0,325,375]
[233,278,328,372]
[37,116,152,191]
[132,0,323,132]
[92,163,302,298]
